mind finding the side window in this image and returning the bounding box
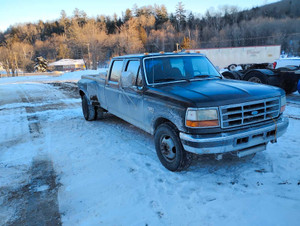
[125,60,140,86]
[110,60,123,82]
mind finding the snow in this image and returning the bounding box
[0,69,106,85]
[0,72,300,225]
[34,185,50,192]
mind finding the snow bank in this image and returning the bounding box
[0,69,106,85]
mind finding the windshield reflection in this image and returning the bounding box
[144,56,221,84]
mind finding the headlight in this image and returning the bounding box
[280,95,286,113]
[186,108,219,128]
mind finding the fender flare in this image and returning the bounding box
[79,88,88,97]
[244,69,276,77]
[151,115,183,135]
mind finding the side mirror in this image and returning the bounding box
[121,71,135,88]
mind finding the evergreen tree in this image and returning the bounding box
[175,2,186,32]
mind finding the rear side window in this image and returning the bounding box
[125,60,142,86]
[126,60,140,76]
[110,60,123,82]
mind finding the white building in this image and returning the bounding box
[48,59,86,71]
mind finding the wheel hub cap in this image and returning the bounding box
[160,136,176,162]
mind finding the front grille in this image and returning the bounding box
[220,98,280,128]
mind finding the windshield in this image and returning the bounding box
[144,55,221,84]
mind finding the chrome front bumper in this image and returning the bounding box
[180,116,289,155]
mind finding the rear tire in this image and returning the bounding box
[154,123,192,171]
[81,94,97,121]
[244,72,267,84]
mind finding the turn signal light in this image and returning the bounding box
[280,95,286,113]
[186,120,219,127]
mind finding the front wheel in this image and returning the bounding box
[154,123,192,171]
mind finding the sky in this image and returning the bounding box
[0,0,280,32]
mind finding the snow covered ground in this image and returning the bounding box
[0,71,299,225]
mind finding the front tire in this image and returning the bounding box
[154,123,192,171]
[81,94,97,121]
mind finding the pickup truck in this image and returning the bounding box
[78,52,289,171]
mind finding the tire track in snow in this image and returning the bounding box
[17,86,43,139]
[6,159,61,226]
[5,83,67,225]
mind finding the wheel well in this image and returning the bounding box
[244,69,275,77]
[153,118,177,133]
[79,90,85,97]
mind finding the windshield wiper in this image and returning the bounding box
[192,75,210,78]
[191,75,221,80]
[178,78,191,82]
[154,78,176,82]
[155,78,191,83]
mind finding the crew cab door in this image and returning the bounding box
[105,60,123,115]
[119,59,144,127]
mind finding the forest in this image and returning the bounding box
[0,0,299,75]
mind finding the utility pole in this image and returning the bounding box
[87,43,91,69]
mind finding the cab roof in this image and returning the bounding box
[112,52,205,60]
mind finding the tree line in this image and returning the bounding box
[0,0,299,75]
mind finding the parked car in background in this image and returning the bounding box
[273,57,300,69]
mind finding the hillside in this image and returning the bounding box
[0,0,299,73]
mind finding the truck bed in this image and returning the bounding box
[81,71,107,81]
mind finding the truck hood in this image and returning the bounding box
[146,78,284,107]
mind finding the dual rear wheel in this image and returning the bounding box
[81,94,104,121]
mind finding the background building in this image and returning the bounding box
[48,59,86,71]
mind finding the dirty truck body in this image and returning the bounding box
[78,53,288,171]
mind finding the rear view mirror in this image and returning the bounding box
[121,71,135,88]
